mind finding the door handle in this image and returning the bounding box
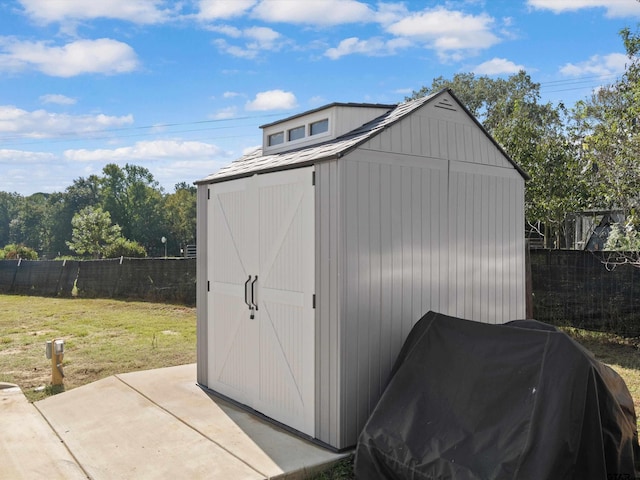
[250,275,258,311]
[244,275,252,310]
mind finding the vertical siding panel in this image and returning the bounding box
[495,178,505,322]
[430,118,440,158]
[390,166,403,359]
[454,173,466,317]
[420,115,430,156]
[455,123,465,162]
[196,184,208,385]
[411,167,423,324]
[379,164,393,386]
[481,175,490,322]
[316,161,339,446]
[411,115,421,155]
[448,170,457,316]
[516,179,526,317]
[421,168,432,316]
[439,119,449,160]
[433,168,444,312]
[512,179,521,319]
[401,166,413,342]
[488,175,498,322]
[470,174,481,320]
[368,163,383,409]
[447,121,457,162]
[464,173,474,318]
[463,125,473,163]
[356,161,371,435]
[342,159,359,444]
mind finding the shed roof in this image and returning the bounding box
[196,89,528,185]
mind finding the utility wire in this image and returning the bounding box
[0,73,626,148]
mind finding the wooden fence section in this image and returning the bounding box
[530,250,640,335]
[0,258,196,305]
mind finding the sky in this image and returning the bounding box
[1,0,639,196]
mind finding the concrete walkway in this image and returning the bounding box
[1,364,350,479]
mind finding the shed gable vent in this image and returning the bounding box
[435,97,456,111]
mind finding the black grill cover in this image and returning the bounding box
[354,311,640,479]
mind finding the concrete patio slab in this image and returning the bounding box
[31,364,349,479]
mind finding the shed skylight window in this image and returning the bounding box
[288,126,305,141]
[268,132,284,146]
[310,119,328,136]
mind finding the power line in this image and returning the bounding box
[0,112,281,146]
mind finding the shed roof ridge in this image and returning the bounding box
[198,89,524,185]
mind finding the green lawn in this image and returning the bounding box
[0,295,196,402]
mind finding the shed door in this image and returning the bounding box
[207,167,315,436]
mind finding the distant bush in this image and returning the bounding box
[0,244,38,260]
[103,237,147,258]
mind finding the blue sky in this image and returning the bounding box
[0,0,639,196]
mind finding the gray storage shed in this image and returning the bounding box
[195,89,528,450]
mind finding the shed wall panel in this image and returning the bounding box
[196,184,208,385]
[315,160,342,447]
[339,151,451,447]
[447,166,526,323]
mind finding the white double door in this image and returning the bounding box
[207,167,315,436]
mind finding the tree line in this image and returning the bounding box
[409,27,640,249]
[0,163,196,259]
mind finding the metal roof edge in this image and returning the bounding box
[196,156,340,185]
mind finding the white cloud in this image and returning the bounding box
[0,38,139,77]
[0,105,133,138]
[197,0,256,20]
[207,25,243,38]
[213,26,283,58]
[474,57,525,75]
[223,91,241,98]
[40,94,77,105]
[325,36,410,59]
[18,0,175,24]
[560,53,628,77]
[64,140,224,163]
[374,2,410,26]
[245,90,297,111]
[213,106,238,119]
[527,0,640,18]
[0,149,56,164]
[386,7,500,57]
[213,39,258,59]
[252,0,374,25]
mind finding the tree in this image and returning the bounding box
[0,192,21,248]
[67,206,123,258]
[9,193,57,254]
[103,237,147,258]
[100,163,167,255]
[0,243,38,260]
[164,183,196,254]
[570,27,640,227]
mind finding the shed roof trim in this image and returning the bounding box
[259,102,396,129]
[196,89,528,184]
